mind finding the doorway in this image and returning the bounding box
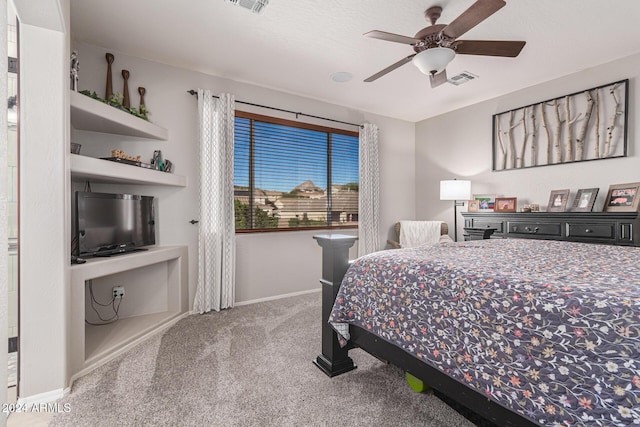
[7,0,18,403]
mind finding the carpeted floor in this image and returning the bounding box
[49,292,477,427]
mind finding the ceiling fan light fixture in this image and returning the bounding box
[412,47,455,75]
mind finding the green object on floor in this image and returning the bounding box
[405,372,430,393]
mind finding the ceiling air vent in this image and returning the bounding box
[225,0,269,14]
[448,71,478,86]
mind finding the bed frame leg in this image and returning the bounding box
[313,234,358,377]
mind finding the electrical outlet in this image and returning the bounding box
[112,286,125,298]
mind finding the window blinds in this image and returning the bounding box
[234,112,358,231]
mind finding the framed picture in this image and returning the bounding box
[570,188,599,212]
[467,200,479,212]
[473,194,495,212]
[495,197,517,212]
[547,189,570,212]
[604,182,640,212]
[492,79,628,171]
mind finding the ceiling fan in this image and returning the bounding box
[363,0,526,87]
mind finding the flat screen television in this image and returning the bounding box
[75,191,155,257]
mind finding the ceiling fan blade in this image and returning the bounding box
[443,0,506,39]
[455,40,526,57]
[364,54,416,82]
[429,69,448,88]
[364,30,421,45]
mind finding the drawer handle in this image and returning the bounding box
[524,226,539,233]
[584,228,592,233]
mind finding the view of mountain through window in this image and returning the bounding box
[234,112,359,231]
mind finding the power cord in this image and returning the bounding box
[85,280,123,326]
[71,235,79,256]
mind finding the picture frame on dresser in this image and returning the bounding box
[570,188,599,212]
[547,189,570,212]
[467,200,479,212]
[495,197,517,212]
[603,182,640,212]
[473,194,495,212]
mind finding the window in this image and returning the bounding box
[234,111,359,232]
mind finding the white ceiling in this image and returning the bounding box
[70,0,640,122]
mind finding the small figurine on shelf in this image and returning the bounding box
[163,159,173,173]
[111,149,141,162]
[70,51,79,91]
[151,150,164,171]
[70,143,82,154]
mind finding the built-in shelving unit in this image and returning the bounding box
[70,90,186,186]
[69,246,188,381]
[71,154,186,186]
[70,90,168,140]
[67,89,190,385]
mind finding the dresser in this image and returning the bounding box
[462,212,640,246]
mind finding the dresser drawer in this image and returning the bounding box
[462,212,640,246]
[507,221,561,237]
[567,223,615,239]
[471,220,503,233]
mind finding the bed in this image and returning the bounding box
[314,235,640,427]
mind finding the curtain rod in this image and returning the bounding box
[187,90,362,129]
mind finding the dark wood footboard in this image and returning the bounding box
[313,234,538,427]
[312,234,358,377]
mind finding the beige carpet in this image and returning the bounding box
[49,292,475,426]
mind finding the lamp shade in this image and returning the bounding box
[440,180,471,201]
[413,48,455,75]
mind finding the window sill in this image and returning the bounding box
[235,225,357,234]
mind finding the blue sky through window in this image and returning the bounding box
[234,118,358,193]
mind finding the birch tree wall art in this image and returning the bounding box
[492,79,628,171]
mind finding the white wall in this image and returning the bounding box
[71,42,416,305]
[15,0,69,400]
[416,52,640,237]
[0,1,8,423]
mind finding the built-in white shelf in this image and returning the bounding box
[85,310,181,364]
[69,246,189,383]
[71,154,186,187]
[70,90,168,140]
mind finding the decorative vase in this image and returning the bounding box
[138,87,147,119]
[105,53,114,100]
[122,69,130,109]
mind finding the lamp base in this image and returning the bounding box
[453,200,465,242]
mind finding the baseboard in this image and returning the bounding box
[188,289,322,314]
[17,388,66,408]
[234,288,320,307]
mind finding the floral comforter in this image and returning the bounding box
[329,239,640,427]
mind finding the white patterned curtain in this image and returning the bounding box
[194,90,236,313]
[358,123,380,256]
